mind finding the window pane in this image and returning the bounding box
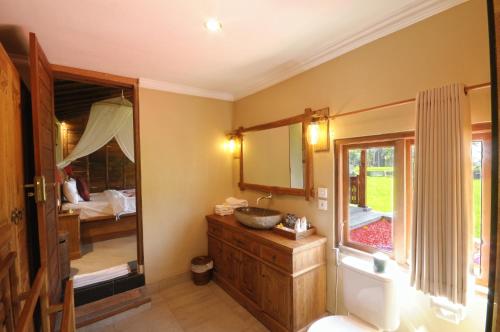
[348,149,361,205]
[472,141,483,277]
[348,146,394,252]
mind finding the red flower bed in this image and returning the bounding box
[350,218,393,251]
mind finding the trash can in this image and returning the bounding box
[191,256,213,285]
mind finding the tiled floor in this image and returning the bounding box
[71,236,137,276]
[78,279,269,332]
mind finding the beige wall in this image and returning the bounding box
[232,0,490,331]
[139,88,233,284]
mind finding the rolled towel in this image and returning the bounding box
[225,197,248,208]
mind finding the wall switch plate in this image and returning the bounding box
[318,187,328,199]
[318,199,328,211]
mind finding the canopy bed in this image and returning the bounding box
[57,96,138,245]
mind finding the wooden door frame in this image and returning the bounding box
[50,64,145,272]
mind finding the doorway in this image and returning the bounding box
[51,66,145,306]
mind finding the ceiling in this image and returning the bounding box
[0,0,466,100]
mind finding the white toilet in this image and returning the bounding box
[308,256,400,332]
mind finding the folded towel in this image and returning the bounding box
[215,204,234,216]
[74,264,130,288]
[225,197,248,208]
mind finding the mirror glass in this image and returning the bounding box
[242,123,304,189]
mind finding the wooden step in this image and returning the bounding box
[75,287,151,328]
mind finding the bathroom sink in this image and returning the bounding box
[234,207,281,229]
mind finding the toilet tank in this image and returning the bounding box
[341,256,400,331]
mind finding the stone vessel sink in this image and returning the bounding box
[234,207,281,229]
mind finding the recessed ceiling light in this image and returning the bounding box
[205,18,222,32]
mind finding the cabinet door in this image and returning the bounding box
[208,236,222,273]
[221,243,240,287]
[261,265,291,329]
[239,253,260,304]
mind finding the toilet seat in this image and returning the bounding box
[308,315,378,332]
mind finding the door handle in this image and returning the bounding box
[24,175,51,202]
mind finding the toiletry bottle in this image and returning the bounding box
[300,217,306,232]
[294,220,301,233]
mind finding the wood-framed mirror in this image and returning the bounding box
[237,109,318,200]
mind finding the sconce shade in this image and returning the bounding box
[225,134,241,158]
[309,118,330,152]
[308,122,320,145]
[228,138,236,153]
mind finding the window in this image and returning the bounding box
[346,144,395,251]
[335,127,491,270]
[472,133,491,286]
[336,135,412,263]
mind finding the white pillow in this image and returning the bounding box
[62,178,81,204]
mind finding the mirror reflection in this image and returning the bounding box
[242,123,304,189]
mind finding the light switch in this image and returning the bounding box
[318,199,328,211]
[318,187,328,199]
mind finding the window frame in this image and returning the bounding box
[334,131,414,263]
[334,124,491,269]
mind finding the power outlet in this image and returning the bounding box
[318,187,328,199]
[318,199,328,211]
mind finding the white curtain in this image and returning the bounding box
[410,83,472,305]
[115,113,135,162]
[57,97,134,168]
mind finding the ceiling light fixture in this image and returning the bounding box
[205,18,222,32]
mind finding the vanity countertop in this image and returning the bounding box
[206,214,327,253]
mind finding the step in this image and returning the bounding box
[75,287,151,328]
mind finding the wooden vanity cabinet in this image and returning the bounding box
[206,214,327,332]
[240,252,261,304]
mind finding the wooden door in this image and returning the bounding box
[239,253,260,304]
[0,43,31,296]
[220,244,240,287]
[29,33,61,303]
[261,265,291,329]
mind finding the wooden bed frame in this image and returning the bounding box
[80,213,137,244]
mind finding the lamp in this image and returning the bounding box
[308,108,330,152]
[225,134,241,158]
[308,121,320,145]
[228,137,236,153]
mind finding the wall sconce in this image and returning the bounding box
[308,108,330,152]
[308,121,320,145]
[225,134,241,158]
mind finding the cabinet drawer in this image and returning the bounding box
[208,222,223,238]
[223,228,260,256]
[261,245,292,272]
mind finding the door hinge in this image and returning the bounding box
[24,175,47,203]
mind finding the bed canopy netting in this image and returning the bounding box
[57,97,135,169]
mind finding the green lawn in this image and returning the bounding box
[356,167,482,238]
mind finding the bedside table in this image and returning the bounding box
[58,209,81,259]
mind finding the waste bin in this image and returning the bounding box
[191,256,213,285]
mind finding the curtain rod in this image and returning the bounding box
[330,82,491,119]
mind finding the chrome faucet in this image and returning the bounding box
[256,193,272,206]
